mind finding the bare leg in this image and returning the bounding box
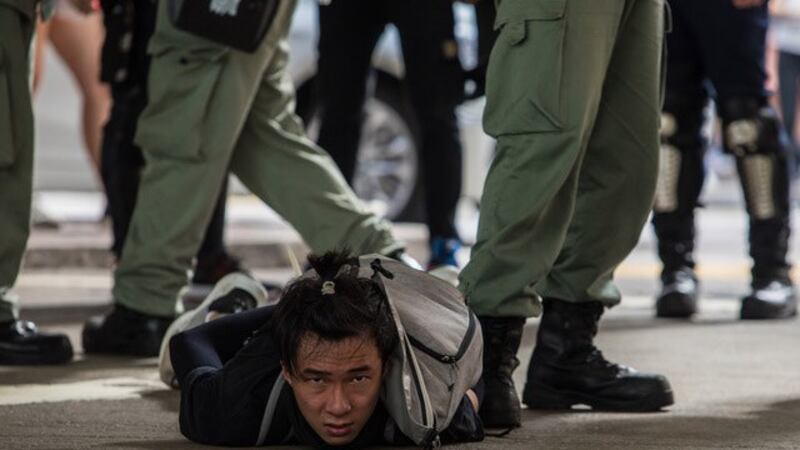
[48,9,110,172]
[32,19,50,94]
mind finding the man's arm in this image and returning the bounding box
[171,307,286,446]
[438,393,485,444]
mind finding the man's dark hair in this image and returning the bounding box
[270,250,399,375]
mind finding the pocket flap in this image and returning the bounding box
[494,0,566,30]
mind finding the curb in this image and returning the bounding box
[22,222,430,270]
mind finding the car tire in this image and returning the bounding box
[295,73,425,222]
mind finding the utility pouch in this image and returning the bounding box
[168,0,280,52]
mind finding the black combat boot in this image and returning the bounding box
[652,211,701,319]
[725,99,795,319]
[82,304,173,357]
[741,216,795,320]
[523,299,673,411]
[741,276,797,320]
[656,267,698,318]
[478,316,526,428]
[0,320,73,365]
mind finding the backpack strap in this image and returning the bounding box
[256,376,286,445]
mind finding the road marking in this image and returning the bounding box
[616,261,760,279]
[0,377,167,406]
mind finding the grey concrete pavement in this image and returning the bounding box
[2,206,800,449]
[1,293,798,449]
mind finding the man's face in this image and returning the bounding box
[283,333,385,446]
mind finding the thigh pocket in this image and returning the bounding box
[483,0,566,136]
[0,48,14,168]
[135,46,228,161]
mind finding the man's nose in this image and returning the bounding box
[325,383,352,416]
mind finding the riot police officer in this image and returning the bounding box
[0,0,73,364]
[99,0,247,295]
[653,0,797,320]
[460,0,672,429]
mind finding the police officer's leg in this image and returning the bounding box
[0,5,72,364]
[719,98,795,318]
[460,0,668,426]
[230,41,401,257]
[650,0,710,318]
[393,0,463,268]
[315,0,385,182]
[525,0,672,412]
[652,92,708,318]
[702,1,796,319]
[101,84,147,258]
[84,0,285,356]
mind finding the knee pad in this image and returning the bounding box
[719,98,790,221]
[718,98,783,157]
[654,97,707,213]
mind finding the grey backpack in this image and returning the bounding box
[256,254,483,448]
[357,255,483,448]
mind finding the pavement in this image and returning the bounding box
[2,198,800,449]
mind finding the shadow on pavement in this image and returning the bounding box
[141,389,180,413]
[0,355,158,385]
[506,398,800,449]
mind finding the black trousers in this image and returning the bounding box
[652,0,791,280]
[315,0,464,240]
[100,0,228,262]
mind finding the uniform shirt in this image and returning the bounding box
[170,306,484,448]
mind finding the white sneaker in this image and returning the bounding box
[158,272,269,388]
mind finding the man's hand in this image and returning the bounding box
[466,389,479,412]
[732,0,766,9]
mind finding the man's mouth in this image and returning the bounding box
[324,423,354,437]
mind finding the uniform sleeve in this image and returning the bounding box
[170,307,287,446]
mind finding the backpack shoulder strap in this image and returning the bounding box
[256,376,286,445]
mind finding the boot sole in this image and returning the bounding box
[523,380,674,412]
[480,405,521,429]
[740,305,798,320]
[655,293,697,319]
[0,341,73,365]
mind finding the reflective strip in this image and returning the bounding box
[742,155,776,220]
[654,144,682,212]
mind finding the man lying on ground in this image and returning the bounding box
[162,251,484,447]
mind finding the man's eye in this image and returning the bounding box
[352,376,369,384]
[309,377,325,384]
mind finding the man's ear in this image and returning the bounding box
[281,362,293,386]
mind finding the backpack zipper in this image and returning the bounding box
[407,312,477,364]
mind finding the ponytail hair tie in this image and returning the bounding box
[321,281,336,296]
